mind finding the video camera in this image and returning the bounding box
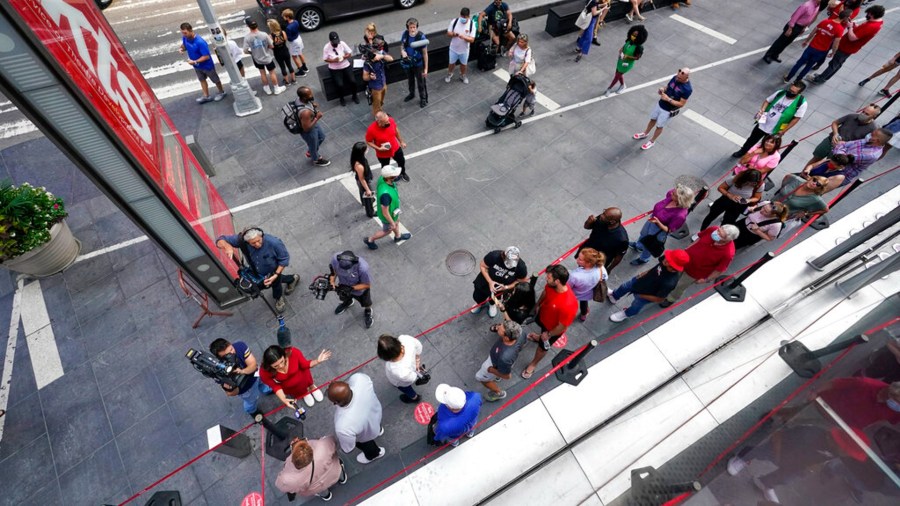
[186,348,250,391]
[309,275,353,301]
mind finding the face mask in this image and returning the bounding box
[711,231,722,242]
[785,91,798,99]
[887,399,900,413]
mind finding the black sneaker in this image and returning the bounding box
[352,94,360,104]
[335,299,354,315]
[399,394,420,404]
[592,38,601,47]
[420,99,427,108]
[284,274,300,295]
[338,460,348,484]
[364,309,374,329]
[296,68,308,77]
[340,97,346,106]
[314,158,331,167]
[363,237,378,250]
[318,490,333,502]
[879,88,891,98]
[659,300,673,308]
[399,172,410,182]
[404,94,415,102]
[394,232,411,242]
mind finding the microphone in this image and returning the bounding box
[409,38,430,49]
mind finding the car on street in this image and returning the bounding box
[257,0,421,32]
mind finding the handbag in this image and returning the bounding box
[592,278,609,303]
[525,48,536,77]
[575,2,593,30]
[414,364,431,386]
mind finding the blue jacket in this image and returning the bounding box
[217,233,289,277]
[434,392,482,442]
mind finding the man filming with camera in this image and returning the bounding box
[328,250,374,329]
[361,35,394,116]
[209,338,273,416]
[216,227,300,313]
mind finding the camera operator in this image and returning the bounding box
[209,338,273,416]
[216,227,300,313]
[361,35,394,116]
[329,251,374,329]
[479,0,517,55]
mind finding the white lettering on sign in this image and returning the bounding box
[41,0,152,143]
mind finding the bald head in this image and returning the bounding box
[602,207,622,226]
[676,67,691,83]
[327,381,352,406]
[375,111,390,127]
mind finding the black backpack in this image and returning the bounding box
[282,102,302,135]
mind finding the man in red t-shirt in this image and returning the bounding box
[817,377,900,430]
[365,111,410,182]
[811,4,885,84]
[784,9,850,82]
[661,225,737,306]
[520,264,577,379]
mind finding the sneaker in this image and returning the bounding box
[462,75,469,85]
[690,233,699,242]
[394,232,411,242]
[364,309,374,329]
[636,14,645,21]
[363,237,378,250]
[641,140,655,150]
[592,38,602,47]
[485,390,507,402]
[399,394,419,404]
[467,430,476,438]
[399,173,410,182]
[879,88,891,98]
[617,84,627,94]
[273,85,286,95]
[302,393,315,407]
[314,158,332,167]
[753,477,780,504]
[632,132,648,140]
[630,257,649,266]
[470,305,483,314]
[352,94,360,104]
[659,300,673,308]
[727,456,748,476]
[782,74,791,84]
[275,297,286,313]
[356,447,385,464]
[312,387,324,402]
[263,85,272,95]
[284,274,300,295]
[488,304,498,318]
[420,99,427,108]
[318,491,333,502]
[296,68,309,77]
[574,53,582,63]
[578,313,588,322]
[604,87,613,98]
[196,95,214,104]
[450,439,460,447]
[625,13,633,22]
[338,460,348,484]
[607,288,618,304]
[858,78,870,86]
[404,94,415,102]
[213,92,227,102]
[335,299,355,315]
[609,310,628,323]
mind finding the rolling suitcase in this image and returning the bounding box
[477,40,496,71]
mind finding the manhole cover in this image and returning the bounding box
[446,250,476,276]
[675,175,707,193]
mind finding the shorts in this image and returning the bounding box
[288,38,304,56]
[253,58,276,71]
[649,103,675,128]
[475,357,502,382]
[381,221,394,232]
[194,67,221,84]
[534,315,562,346]
[448,48,469,65]
[236,61,244,71]
[812,136,834,159]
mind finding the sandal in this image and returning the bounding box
[521,367,535,379]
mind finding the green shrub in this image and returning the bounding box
[0,181,68,261]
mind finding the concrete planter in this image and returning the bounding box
[1,220,82,278]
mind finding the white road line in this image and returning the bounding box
[74,236,150,264]
[0,119,37,138]
[113,0,237,24]
[491,68,560,111]
[0,278,24,443]
[682,110,744,146]
[669,14,737,45]
[339,175,410,244]
[20,281,63,390]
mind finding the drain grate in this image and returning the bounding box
[446,250,476,276]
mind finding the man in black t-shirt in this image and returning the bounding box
[580,207,629,273]
[608,249,690,322]
[472,246,528,318]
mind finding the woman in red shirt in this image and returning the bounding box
[261,346,332,408]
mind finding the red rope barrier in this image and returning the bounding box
[260,425,266,506]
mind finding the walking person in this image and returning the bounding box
[323,31,358,106]
[267,19,296,87]
[520,265,578,379]
[630,185,695,265]
[377,334,424,404]
[783,8,850,83]
[632,68,692,150]
[763,0,820,64]
[428,384,483,447]
[590,0,610,46]
[574,1,603,63]
[810,5,885,84]
[476,320,524,402]
[661,225,738,307]
[604,25,647,96]
[329,250,374,329]
[179,23,226,103]
[400,18,429,108]
[294,86,330,167]
[732,82,808,158]
[622,0,647,23]
[363,163,411,249]
[859,51,900,97]
[243,20,285,95]
[470,247,528,318]
[608,249,690,322]
[350,142,375,217]
[260,345,332,408]
[275,436,348,502]
[446,8,476,85]
[327,374,385,464]
[567,248,606,322]
[281,9,309,77]
[365,111,409,181]
[698,169,764,232]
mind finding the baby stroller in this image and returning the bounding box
[486,74,530,133]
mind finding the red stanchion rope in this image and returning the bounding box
[261,425,266,506]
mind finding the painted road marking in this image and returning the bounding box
[0,278,24,444]
[491,68,560,111]
[682,110,744,146]
[20,281,64,390]
[339,176,410,245]
[669,14,737,45]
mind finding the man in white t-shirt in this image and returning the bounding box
[327,373,385,464]
[445,7,476,85]
[733,81,808,157]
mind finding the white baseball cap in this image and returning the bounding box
[504,246,520,268]
[435,384,466,411]
[381,161,402,178]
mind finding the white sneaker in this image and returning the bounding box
[263,85,272,95]
[470,305,483,314]
[356,446,385,464]
[753,477,780,504]
[607,289,618,304]
[609,310,628,322]
[641,140,655,150]
[467,430,476,438]
[727,456,748,476]
[303,394,315,407]
[617,84,627,94]
[488,304,498,318]
[311,386,324,403]
[213,92,227,102]
[690,233,699,242]
[273,85,286,95]
[632,132,648,140]
[445,74,453,83]
[462,75,469,85]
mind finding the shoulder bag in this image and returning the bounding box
[575,2,593,30]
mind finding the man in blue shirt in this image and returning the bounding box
[216,228,300,313]
[179,22,226,104]
[429,384,483,447]
[480,0,516,54]
[209,338,273,416]
[328,251,374,329]
[633,68,693,150]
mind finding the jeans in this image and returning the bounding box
[665,272,694,302]
[816,50,851,82]
[765,23,806,60]
[633,221,665,262]
[576,17,598,55]
[405,64,427,100]
[786,46,827,81]
[269,273,295,300]
[611,277,654,317]
[329,65,357,100]
[240,379,273,414]
[300,124,326,161]
[377,147,407,177]
[397,384,418,398]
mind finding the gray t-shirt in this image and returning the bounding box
[725,176,759,199]
[836,113,877,142]
[330,254,371,296]
[489,331,525,376]
[333,373,383,452]
[243,31,274,64]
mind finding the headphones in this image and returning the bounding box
[241,227,265,243]
[406,17,418,28]
[336,250,359,265]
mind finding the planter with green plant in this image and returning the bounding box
[0,181,81,277]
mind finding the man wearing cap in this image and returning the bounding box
[323,31,358,106]
[476,320,524,402]
[661,225,738,307]
[521,264,578,379]
[471,247,529,318]
[329,250,374,329]
[366,111,409,182]
[364,162,411,250]
[608,249,690,322]
[327,373,385,464]
[429,384,483,447]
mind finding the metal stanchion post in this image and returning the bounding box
[779,334,869,378]
[206,424,252,458]
[808,204,900,270]
[551,340,597,386]
[254,413,304,461]
[809,178,866,230]
[836,251,900,298]
[715,252,775,302]
[195,0,262,117]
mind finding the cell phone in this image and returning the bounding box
[739,197,748,205]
